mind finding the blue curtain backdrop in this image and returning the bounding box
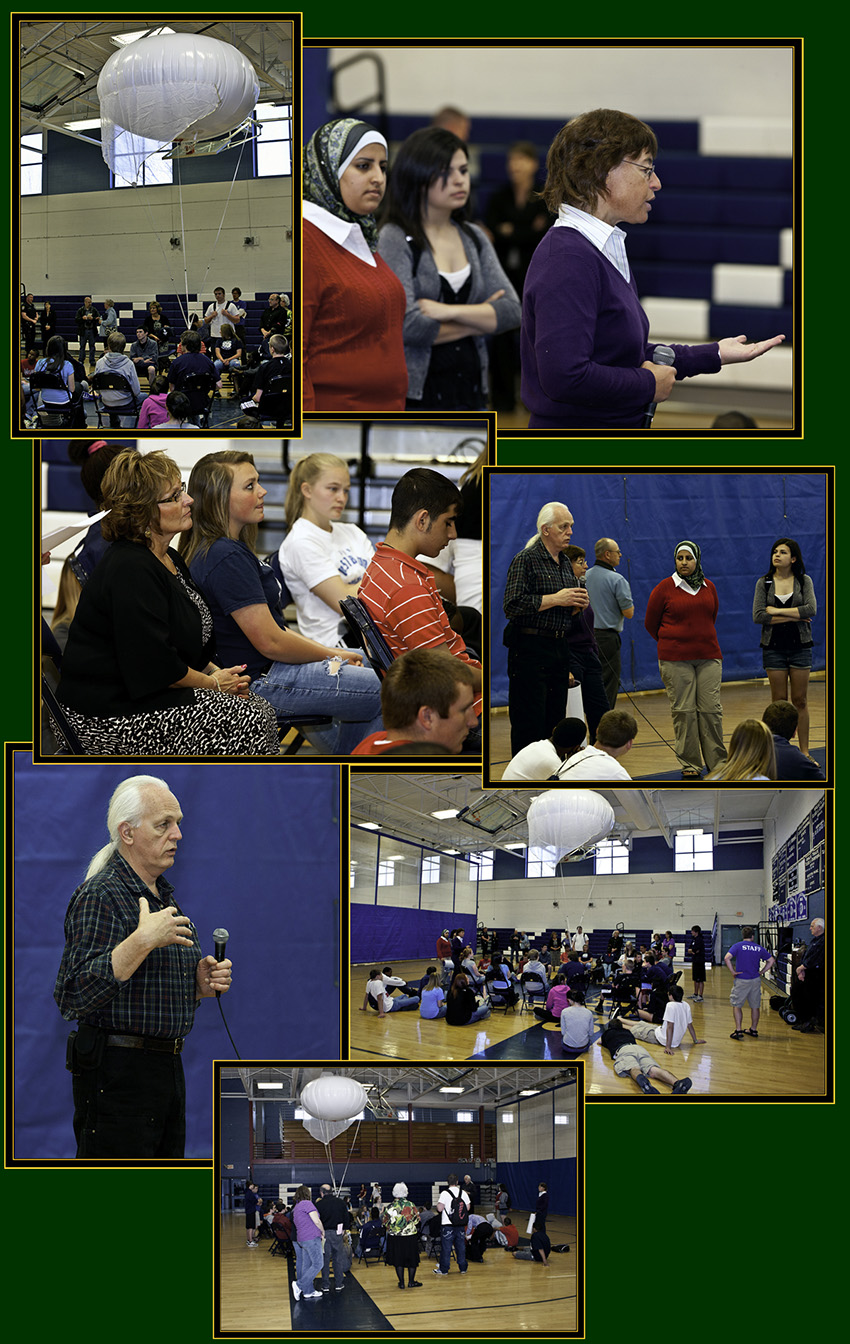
[13,756,340,1160]
[489,472,827,705]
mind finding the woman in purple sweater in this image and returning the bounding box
[520,108,785,429]
[644,540,727,779]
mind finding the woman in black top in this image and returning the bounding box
[56,449,279,756]
[445,973,491,1026]
[688,925,706,1002]
[39,299,58,347]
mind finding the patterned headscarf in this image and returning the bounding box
[673,540,706,590]
[303,118,388,253]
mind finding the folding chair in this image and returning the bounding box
[178,371,217,426]
[355,1228,385,1266]
[339,597,395,678]
[520,974,548,1013]
[256,368,292,428]
[42,675,86,755]
[29,371,82,428]
[88,371,140,427]
[269,1223,295,1259]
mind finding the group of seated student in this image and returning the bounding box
[49,445,383,756]
[47,448,485,758]
[23,288,294,428]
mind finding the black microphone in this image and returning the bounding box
[641,344,675,428]
[213,926,230,998]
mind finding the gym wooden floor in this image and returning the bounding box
[349,963,826,1097]
[218,1210,578,1334]
[487,675,827,780]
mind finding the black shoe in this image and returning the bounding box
[671,1078,692,1095]
[799,1021,824,1033]
[635,1073,660,1094]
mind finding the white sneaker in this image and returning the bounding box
[292,1282,302,1301]
[303,1291,323,1299]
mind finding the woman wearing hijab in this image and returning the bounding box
[303,118,407,410]
[644,541,726,778]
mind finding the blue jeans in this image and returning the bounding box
[296,1237,324,1293]
[214,358,243,375]
[252,656,382,754]
[465,1003,491,1024]
[439,1225,467,1273]
[79,328,97,361]
[388,995,419,1011]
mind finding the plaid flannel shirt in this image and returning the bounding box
[54,851,203,1039]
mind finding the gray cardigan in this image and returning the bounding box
[377,220,521,400]
[752,574,816,647]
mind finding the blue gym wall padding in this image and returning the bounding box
[351,903,458,964]
[12,756,340,1159]
[489,473,826,705]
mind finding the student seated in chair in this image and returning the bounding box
[358,468,483,713]
[94,331,142,426]
[168,328,216,391]
[352,649,477,755]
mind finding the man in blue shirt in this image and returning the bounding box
[723,927,775,1040]
[584,538,634,708]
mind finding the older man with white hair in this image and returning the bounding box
[503,501,590,754]
[54,774,233,1158]
[791,916,825,1034]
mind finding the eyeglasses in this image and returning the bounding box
[158,482,187,505]
[622,160,658,182]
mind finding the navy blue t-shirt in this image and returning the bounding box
[189,538,287,680]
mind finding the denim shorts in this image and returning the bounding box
[763,645,812,671]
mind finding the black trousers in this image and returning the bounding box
[507,633,572,756]
[72,1043,186,1158]
[594,628,623,708]
[566,645,611,745]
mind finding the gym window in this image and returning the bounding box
[469,850,494,880]
[674,829,714,872]
[112,131,173,188]
[422,855,440,884]
[595,839,629,875]
[21,134,43,196]
[456,1111,474,1123]
[527,846,557,878]
[255,102,292,177]
[377,860,395,887]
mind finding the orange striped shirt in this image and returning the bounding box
[359,544,482,714]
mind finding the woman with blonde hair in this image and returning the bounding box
[56,449,279,755]
[182,450,382,754]
[706,719,776,782]
[279,453,375,649]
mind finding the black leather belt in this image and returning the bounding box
[106,1033,184,1055]
[519,627,567,639]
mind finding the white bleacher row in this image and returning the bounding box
[646,298,792,393]
[698,116,793,157]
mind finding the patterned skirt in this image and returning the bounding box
[58,688,281,756]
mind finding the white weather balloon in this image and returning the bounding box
[526,789,615,861]
[300,1074,368,1149]
[97,32,259,180]
[301,1074,368,1123]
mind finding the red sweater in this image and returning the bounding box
[303,221,407,410]
[644,577,722,662]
